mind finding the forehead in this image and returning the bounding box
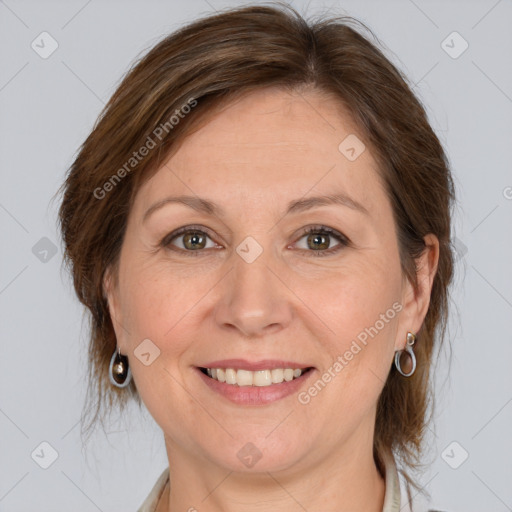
[134,87,385,217]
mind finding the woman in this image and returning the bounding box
[58,3,455,511]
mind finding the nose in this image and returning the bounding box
[213,247,293,338]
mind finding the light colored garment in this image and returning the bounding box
[137,452,443,511]
[137,466,169,512]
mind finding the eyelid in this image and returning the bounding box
[159,224,220,248]
[291,225,350,256]
[161,224,350,256]
[294,225,349,244]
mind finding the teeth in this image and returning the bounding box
[271,368,284,383]
[225,368,237,385]
[204,367,306,387]
[237,369,253,386]
[253,370,272,386]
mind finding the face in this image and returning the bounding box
[105,87,432,475]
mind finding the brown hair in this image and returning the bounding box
[57,1,455,494]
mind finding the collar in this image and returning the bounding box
[381,449,402,512]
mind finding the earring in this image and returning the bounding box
[394,332,417,377]
[109,347,132,388]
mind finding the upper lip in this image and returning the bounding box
[198,359,314,371]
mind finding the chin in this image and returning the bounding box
[201,431,311,474]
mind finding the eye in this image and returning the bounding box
[160,224,349,257]
[293,226,349,257]
[161,225,218,255]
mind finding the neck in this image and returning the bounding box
[159,439,386,512]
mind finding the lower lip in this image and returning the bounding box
[196,367,315,405]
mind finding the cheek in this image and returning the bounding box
[117,266,201,425]
[120,259,204,338]
[295,255,401,345]
[294,253,401,410]
[116,260,221,391]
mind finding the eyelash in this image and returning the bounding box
[293,226,349,257]
[160,224,350,258]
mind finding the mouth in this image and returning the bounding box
[195,359,316,405]
[198,366,315,387]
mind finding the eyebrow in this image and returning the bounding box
[142,192,369,223]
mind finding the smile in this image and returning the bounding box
[200,367,313,387]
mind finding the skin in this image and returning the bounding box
[104,86,439,512]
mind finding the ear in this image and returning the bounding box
[103,265,127,352]
[395,233,439,351]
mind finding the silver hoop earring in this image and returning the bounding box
[394,332,417,377]
[109,347,132,388]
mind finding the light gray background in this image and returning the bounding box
[1,0,511,510]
